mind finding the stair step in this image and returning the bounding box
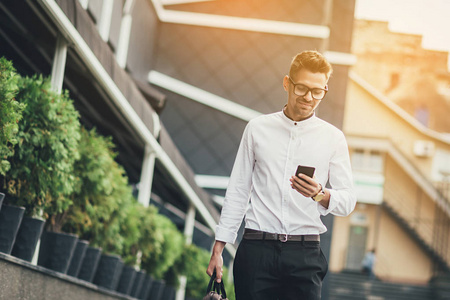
[328,272,432,300]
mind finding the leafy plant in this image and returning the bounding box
[5,74,80,218]
[169,244,236,300]
[140,212,185,279]
[0,57,25,176]
[61,127,134,248]
[119,203,164,267]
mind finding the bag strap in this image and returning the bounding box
[215,281,227,299]
[206,270,227,299]
[206,269,216,295]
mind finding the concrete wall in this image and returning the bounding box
[0,254,133,300]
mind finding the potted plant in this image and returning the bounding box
[0,57,25,179]
[140,212,184,280]
[4,74,81,267]
[134,210,184,299]
[115,200,143,295]
[0,57,26,254]
[61,127,136,283]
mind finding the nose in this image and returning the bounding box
[303,91,313,102]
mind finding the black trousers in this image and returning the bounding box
[233,239,328,300]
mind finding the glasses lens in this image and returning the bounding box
[294,85,325,100]
[294,84,309,96]
[312,89,326,100]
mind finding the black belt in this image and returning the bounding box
[243,229,320,242]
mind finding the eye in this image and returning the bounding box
[296,85,308,94]
[312,90,324,97]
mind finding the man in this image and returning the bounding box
[361,249,376,280]
[206,50,356,300]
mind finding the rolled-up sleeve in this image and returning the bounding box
[215,123,255,244]
[318,132,356,216]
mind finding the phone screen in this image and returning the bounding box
[296,165,315,180]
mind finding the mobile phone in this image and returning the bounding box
[295,165,315,181]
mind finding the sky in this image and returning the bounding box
[355,0,450,70]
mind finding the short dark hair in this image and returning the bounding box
[289,50,333,80]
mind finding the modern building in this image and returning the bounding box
[9,1,450,299]
[333,70,450,283]
[352,19,450,133]
[325,18,450,299]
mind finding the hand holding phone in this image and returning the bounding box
[295,165,315,182]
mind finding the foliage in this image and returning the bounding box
[60,127,184,278]
[140,212,184,279]
[61,127,134,249]
[120,203,164,266]
[169,244,236,300]
[5,75,80,218]
[0,57,25,176]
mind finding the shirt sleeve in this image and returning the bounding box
[215,123,255,244]
[317,131,356,216]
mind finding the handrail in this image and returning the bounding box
[383,185,450,268]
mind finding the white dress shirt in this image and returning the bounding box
[216,110,356,244]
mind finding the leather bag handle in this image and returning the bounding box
[206,269,228,299]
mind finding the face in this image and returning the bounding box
[283,68,328,121]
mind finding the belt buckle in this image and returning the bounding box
[279,234,288,243]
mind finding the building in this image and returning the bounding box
[352,19,450,133]
[0,0,356,299]
[326,18,450,298]
[331,71,450,283]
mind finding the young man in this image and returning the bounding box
[207,50,356,300]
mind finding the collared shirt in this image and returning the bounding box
[215,110,357,244]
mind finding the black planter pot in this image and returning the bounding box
[0,192,4,210]
[38,231,78,273]
[147,279,165,300]
[111,259,124,290]
[130,270,146,298]
[93,254,123,290]
[161,285,176,300]
[11,216,45,262]
[139,274,153,300]
[77,246,102,282]
[0,205,25,254]
[116,265,137,295]
[67,239,89,277]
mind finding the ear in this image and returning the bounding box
[283,75,289,92]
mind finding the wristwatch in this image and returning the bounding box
[312,184,325,202]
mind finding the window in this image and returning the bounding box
[352,149,384,173]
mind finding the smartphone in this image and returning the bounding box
[295,165,315,182]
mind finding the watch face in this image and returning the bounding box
[314,193,324,202]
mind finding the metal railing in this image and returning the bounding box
[383,182,450,273]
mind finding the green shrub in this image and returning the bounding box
[169,244,236,300]
[5,75,80,218]
[140,212,184,279]
[0,57,25,176]
[62,127,135,252]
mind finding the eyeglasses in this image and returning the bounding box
[288,77,328,100]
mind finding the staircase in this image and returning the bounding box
[328,271,432,300]
[382,201,450,272]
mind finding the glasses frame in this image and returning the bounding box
[288,76,328,100]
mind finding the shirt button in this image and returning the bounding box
[294,122,297,125]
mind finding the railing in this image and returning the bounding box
[383,182,450,273]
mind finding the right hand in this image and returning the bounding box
[206,241,226,282]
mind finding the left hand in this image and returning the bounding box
[289,174,322,198]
